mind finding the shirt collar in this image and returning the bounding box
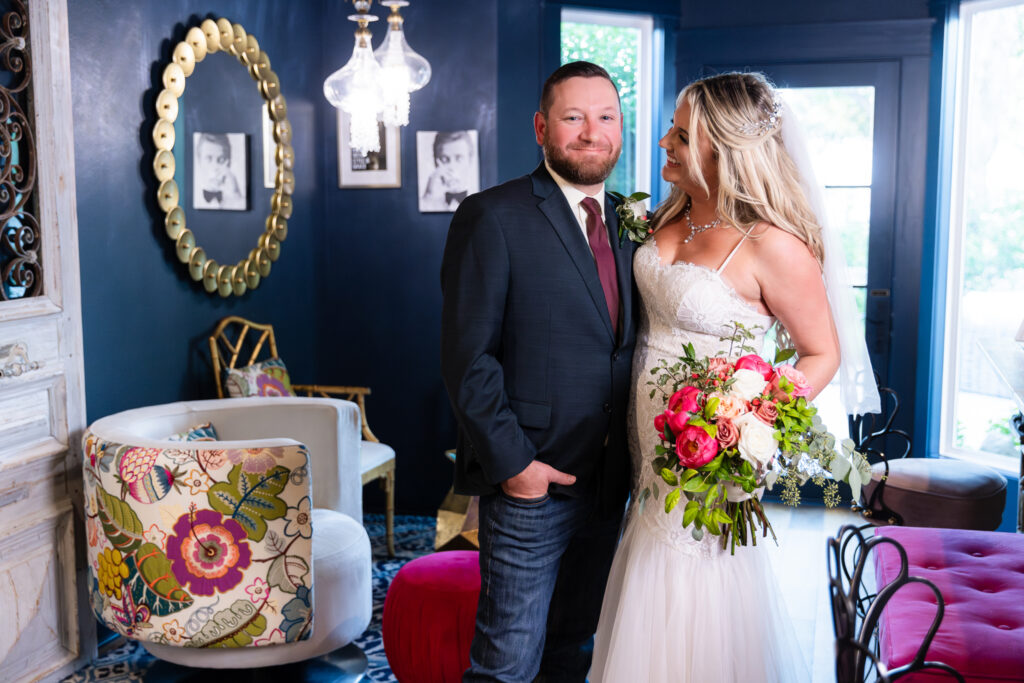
[545,160,605,219]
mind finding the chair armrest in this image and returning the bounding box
[292,384,380,443]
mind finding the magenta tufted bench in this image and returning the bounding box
[874,527,1024,682]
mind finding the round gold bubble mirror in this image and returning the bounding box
[152,18,294,297]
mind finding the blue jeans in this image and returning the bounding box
[464,491,623,683]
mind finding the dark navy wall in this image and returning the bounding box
[679,0,930,27]
[313,0,499,513]
[69,1,325,421]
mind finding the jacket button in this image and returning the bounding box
[603,403,611,414]
[612,352,620,362]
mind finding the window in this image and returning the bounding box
[941,0,1024,466]
[776,86,876,441]
[560,8,654,198]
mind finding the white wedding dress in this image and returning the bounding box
[589,237,810,682]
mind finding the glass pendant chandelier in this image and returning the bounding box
[374,1,432,128]
[323,1,385,155]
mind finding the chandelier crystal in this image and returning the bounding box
[374,1,432,128]
[323,2,385,154]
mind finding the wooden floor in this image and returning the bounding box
[760,501,864,683]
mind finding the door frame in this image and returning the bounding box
[677,18,933,446]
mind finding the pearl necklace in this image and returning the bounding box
[682,203,722,244]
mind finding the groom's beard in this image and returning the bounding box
[543,138,621,186]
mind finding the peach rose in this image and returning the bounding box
[752,398,779,426]
[715,417,739,450]
[676,425,719,468]
[707,357,732,379]
[713,394,748,419]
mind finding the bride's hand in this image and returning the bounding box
[501,460,576,499]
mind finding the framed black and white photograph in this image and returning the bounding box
[192,131,248,211]
[416,130,479,213]
[338,111,401,188]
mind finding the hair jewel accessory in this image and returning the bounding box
[738,98,783,137]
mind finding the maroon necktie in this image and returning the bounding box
[581,197,619,335]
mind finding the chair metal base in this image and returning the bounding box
[142,643,368,683]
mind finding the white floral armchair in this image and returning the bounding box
[83,397,371,669]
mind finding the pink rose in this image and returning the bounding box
[752,398,779,425]
[778,365,812,397]
[668,386,701,415]
[676,425,719,468]
[707,357,732,379]
[654,412,667,434]
[735,354,773,380]
[667,410,690,436]
[766,371,790,402]
[715,417,739,450]
[713,394,748,419]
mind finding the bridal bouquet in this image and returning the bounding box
[641,323,870,554]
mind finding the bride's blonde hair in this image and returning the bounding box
[653,72,825,265]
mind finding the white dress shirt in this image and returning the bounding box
[545,160,609,252]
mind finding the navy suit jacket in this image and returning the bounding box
[440,163,637,507]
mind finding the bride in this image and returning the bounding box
[589,72,878,681]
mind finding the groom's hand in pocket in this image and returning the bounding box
[500,460,576,499]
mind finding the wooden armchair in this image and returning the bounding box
[209,315,395,556]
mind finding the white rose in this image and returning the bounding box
[623,199,646,220]
[728,368,768,402]
[734,413,778,468]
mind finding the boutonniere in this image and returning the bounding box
[608,190,653,246]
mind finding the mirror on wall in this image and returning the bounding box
[152,18,294,297]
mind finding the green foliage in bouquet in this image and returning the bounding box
[637,322,872,554]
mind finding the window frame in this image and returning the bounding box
[560,7,655,198]
[937,0,1024,471]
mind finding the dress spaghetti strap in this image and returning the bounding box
[716,234,748,274]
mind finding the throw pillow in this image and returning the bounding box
[224,357,296,397]
[167,421,220,442]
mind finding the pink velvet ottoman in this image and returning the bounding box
[383,550,481,682]
[874,527,1024,682]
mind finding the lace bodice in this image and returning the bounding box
[627,238,774,557]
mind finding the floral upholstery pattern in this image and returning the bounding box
[166,422,219,442]
[83,430,314,648]
[224,358,295,398]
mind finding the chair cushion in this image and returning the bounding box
[361,440,395,475]
[142,508,372,668]
[874,527,1024,682]
[224,358,296,398]
[863,458,1007,530]
[165,421,219,442]
[383,551,480,683]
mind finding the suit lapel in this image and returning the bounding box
[532,164,615,341]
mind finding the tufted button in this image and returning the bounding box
[971,551,984,557]
[997,625,1012,630]
[927,566,938,570]
[603,403,611,414]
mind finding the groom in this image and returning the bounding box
[440,61,637,682]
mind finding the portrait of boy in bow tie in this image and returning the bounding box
[418,129,479,212]
[193,132,247,211]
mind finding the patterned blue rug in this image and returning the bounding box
[62,514,437,682]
